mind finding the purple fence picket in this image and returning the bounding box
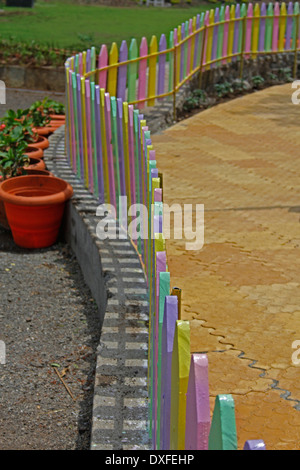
[157,34,167,99]
[193,14,201,70]
[187,19,193,75]
[286,2,294,50]
[98,44,108,89]
[160,295,178,450]
[69,70,76,173]
[137,37,148,110]
[244,440,266,450]
[180,23,185,82]
[79,52,83,75]
[245,3,253,59]
[222,7,230,64]
[117,40,128,102]
[259,3,266,51]
[203,11,210,66]
[185,354,211,450]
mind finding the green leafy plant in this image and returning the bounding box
[214,81,234,98]
[0,126,29,180]
[42,98,65,116]
[252,75,265,89]
[0,109,36,145]
[27,101,51,128]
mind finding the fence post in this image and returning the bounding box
[171,287,182,320]
[294,13,300,78]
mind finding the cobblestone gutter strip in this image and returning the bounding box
[43,126,151,450]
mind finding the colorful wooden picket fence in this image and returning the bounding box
[66,1,300,120]
[64,2,296,451]
[64,70,267,451]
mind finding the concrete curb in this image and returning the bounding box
[43,126,151,450]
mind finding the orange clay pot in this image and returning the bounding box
[32,126,57,137]
[25,157,46,171]
[24,145,44,160]
[49,114,65,121]
[0,175,73,248]
[29,135,49,151]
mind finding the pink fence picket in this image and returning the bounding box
[98,45,108,89]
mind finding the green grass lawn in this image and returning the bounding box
[0,0,222,50]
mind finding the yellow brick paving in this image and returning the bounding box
[152,84,300,450]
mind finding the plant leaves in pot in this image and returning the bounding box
[0,175,73,249]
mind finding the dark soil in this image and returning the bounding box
[0,226,101,450]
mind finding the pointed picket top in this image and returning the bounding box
[208,394,238,450]
[185,354,211,450]
[138,36,148,109]
[98,44,108,89]
[244,440,266,450]
[117,40,128,102]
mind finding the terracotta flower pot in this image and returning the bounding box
[49,120,64,128]
[0,175,73,248]
[30,135,49,151]
[32,126,57,137]
[23,169,53,176]
[24,145,44,160]
[25,157,46,171]
[49,114,65,121]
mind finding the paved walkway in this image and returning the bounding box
[152,84,300,450]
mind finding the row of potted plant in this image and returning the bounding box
[0,98,73,249]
